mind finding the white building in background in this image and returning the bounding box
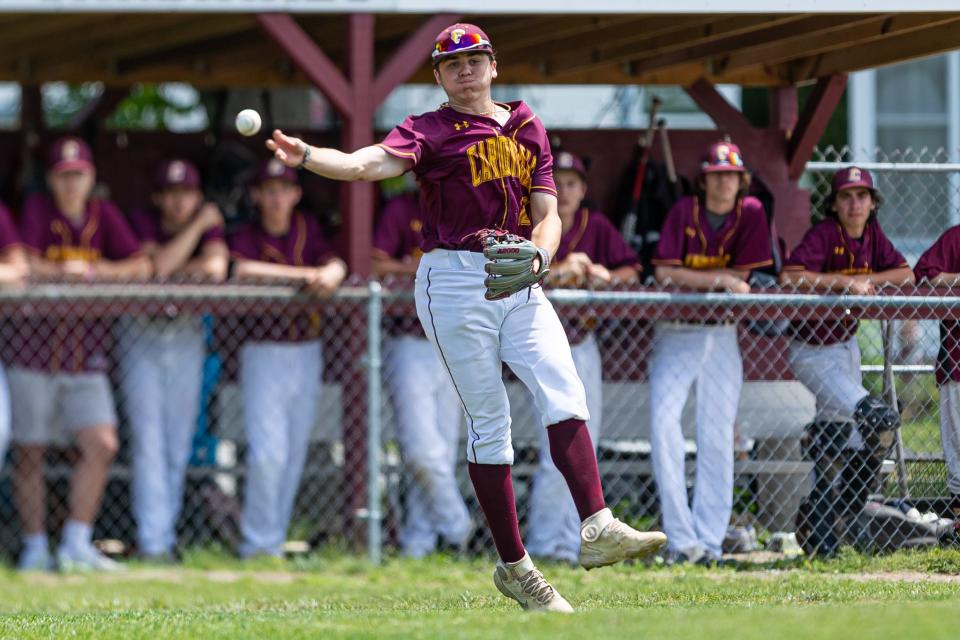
[847,52,960,258]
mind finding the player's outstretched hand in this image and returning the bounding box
[266,129,307,167]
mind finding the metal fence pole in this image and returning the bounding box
[366,280,384,565]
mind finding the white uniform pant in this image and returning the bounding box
[119,318,205,556]
[239,340,322,557]
[650,323,741,557]
[788,337,869,450]
[0,363,10,470]
[527,332,602,561]
[385,335,471,556]
[414,249,589,466]
[938,383,960,495]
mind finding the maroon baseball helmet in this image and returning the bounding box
[554,151,588,180]
[432,23,495,62]
[254,158,298,186]
[831,166,878,196]
[154,158,201,190]
[47,136,94,174]
[701,140,746,173]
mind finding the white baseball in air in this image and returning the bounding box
[235,109,262,136]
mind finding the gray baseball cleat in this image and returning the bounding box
[579,508,667,570]
[493,552,574,613]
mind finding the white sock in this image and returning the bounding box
[61,520,93,551]
[23,532,48,552]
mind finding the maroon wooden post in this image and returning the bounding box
[786,75,848,179]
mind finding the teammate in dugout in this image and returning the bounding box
[780,167,914,555]
[11,136,152,572]
[526,151,640,564]
[372,181,474,558]
[908,225,960,521]
[265,23,665,612]
[650,140,773,565]
[119,158,228,561]
[229,158,348,558]
[0,202,28,475]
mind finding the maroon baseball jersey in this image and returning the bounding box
[0,201,21,251]
[554,207,641,343]
[652,195,773,272]
[16,194,142,373]
[127,207,225,258]
[228,210,337,342]
[914,225,960,385]
[377,101,556,253]
[784,218,908,345]
[372,193,423,263]
[373,193,428,338]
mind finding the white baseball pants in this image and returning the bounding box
[384,335,471,556]
[526,332,603,561]
[649,322,741,557]
[939,382,960,495]
[119,318,205,556]
[414,249,589,466]
[239,339,322,557]
[788,337,869,450]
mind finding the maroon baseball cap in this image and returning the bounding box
[432,23,495,62]
[554,151,587,180]
[254,158,298,186]
[154,158,201,190]
[831,166,877,195]
[701,141,746,173]
[47,136,94,174]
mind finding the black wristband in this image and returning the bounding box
[298,145,311,169]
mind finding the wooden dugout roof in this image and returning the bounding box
[0,11,959,87]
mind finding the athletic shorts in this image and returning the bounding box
[8,367,118,445]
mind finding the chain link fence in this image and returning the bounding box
[1,148,960,569]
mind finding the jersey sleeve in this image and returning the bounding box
[200,223,226,246]
[100,201,142,260]
[127,208,159,243]
[529,118,556,196]
[729,198,773,270]
[373,198,408,260]
[377,115,425,167]
[592,212,640,269]
[0,202,21,252]
[651,199,688,266]
[228,225,259,260]
[784,223,829,272]
[915,227,960,281]
[873,224,910,271]
[18,194,50,254]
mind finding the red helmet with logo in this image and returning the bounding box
[432,23,495,63]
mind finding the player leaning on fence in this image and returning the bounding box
[913,225,960,521]
[0,201,27,478]
[263,22,665,612]
[780,167,914,556]
[11,136,152,573]
[649,140,773,565]
[119,158,228,561]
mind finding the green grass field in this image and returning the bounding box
[2,549,960,639]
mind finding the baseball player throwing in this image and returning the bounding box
[0,202,27,473]
[267,23,665,611]
[650,140,773,564]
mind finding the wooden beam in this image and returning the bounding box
[256,13,352,116]
[787,74,847,179]
[788,18,960,81]
[768,86,798,134]
[344,12,376,276]
[723,13,960,73]
[494,14,679,58]
[544,14,810,79]
[629,14,876,77]
[372,13,460,106]
[684,77,754,139]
